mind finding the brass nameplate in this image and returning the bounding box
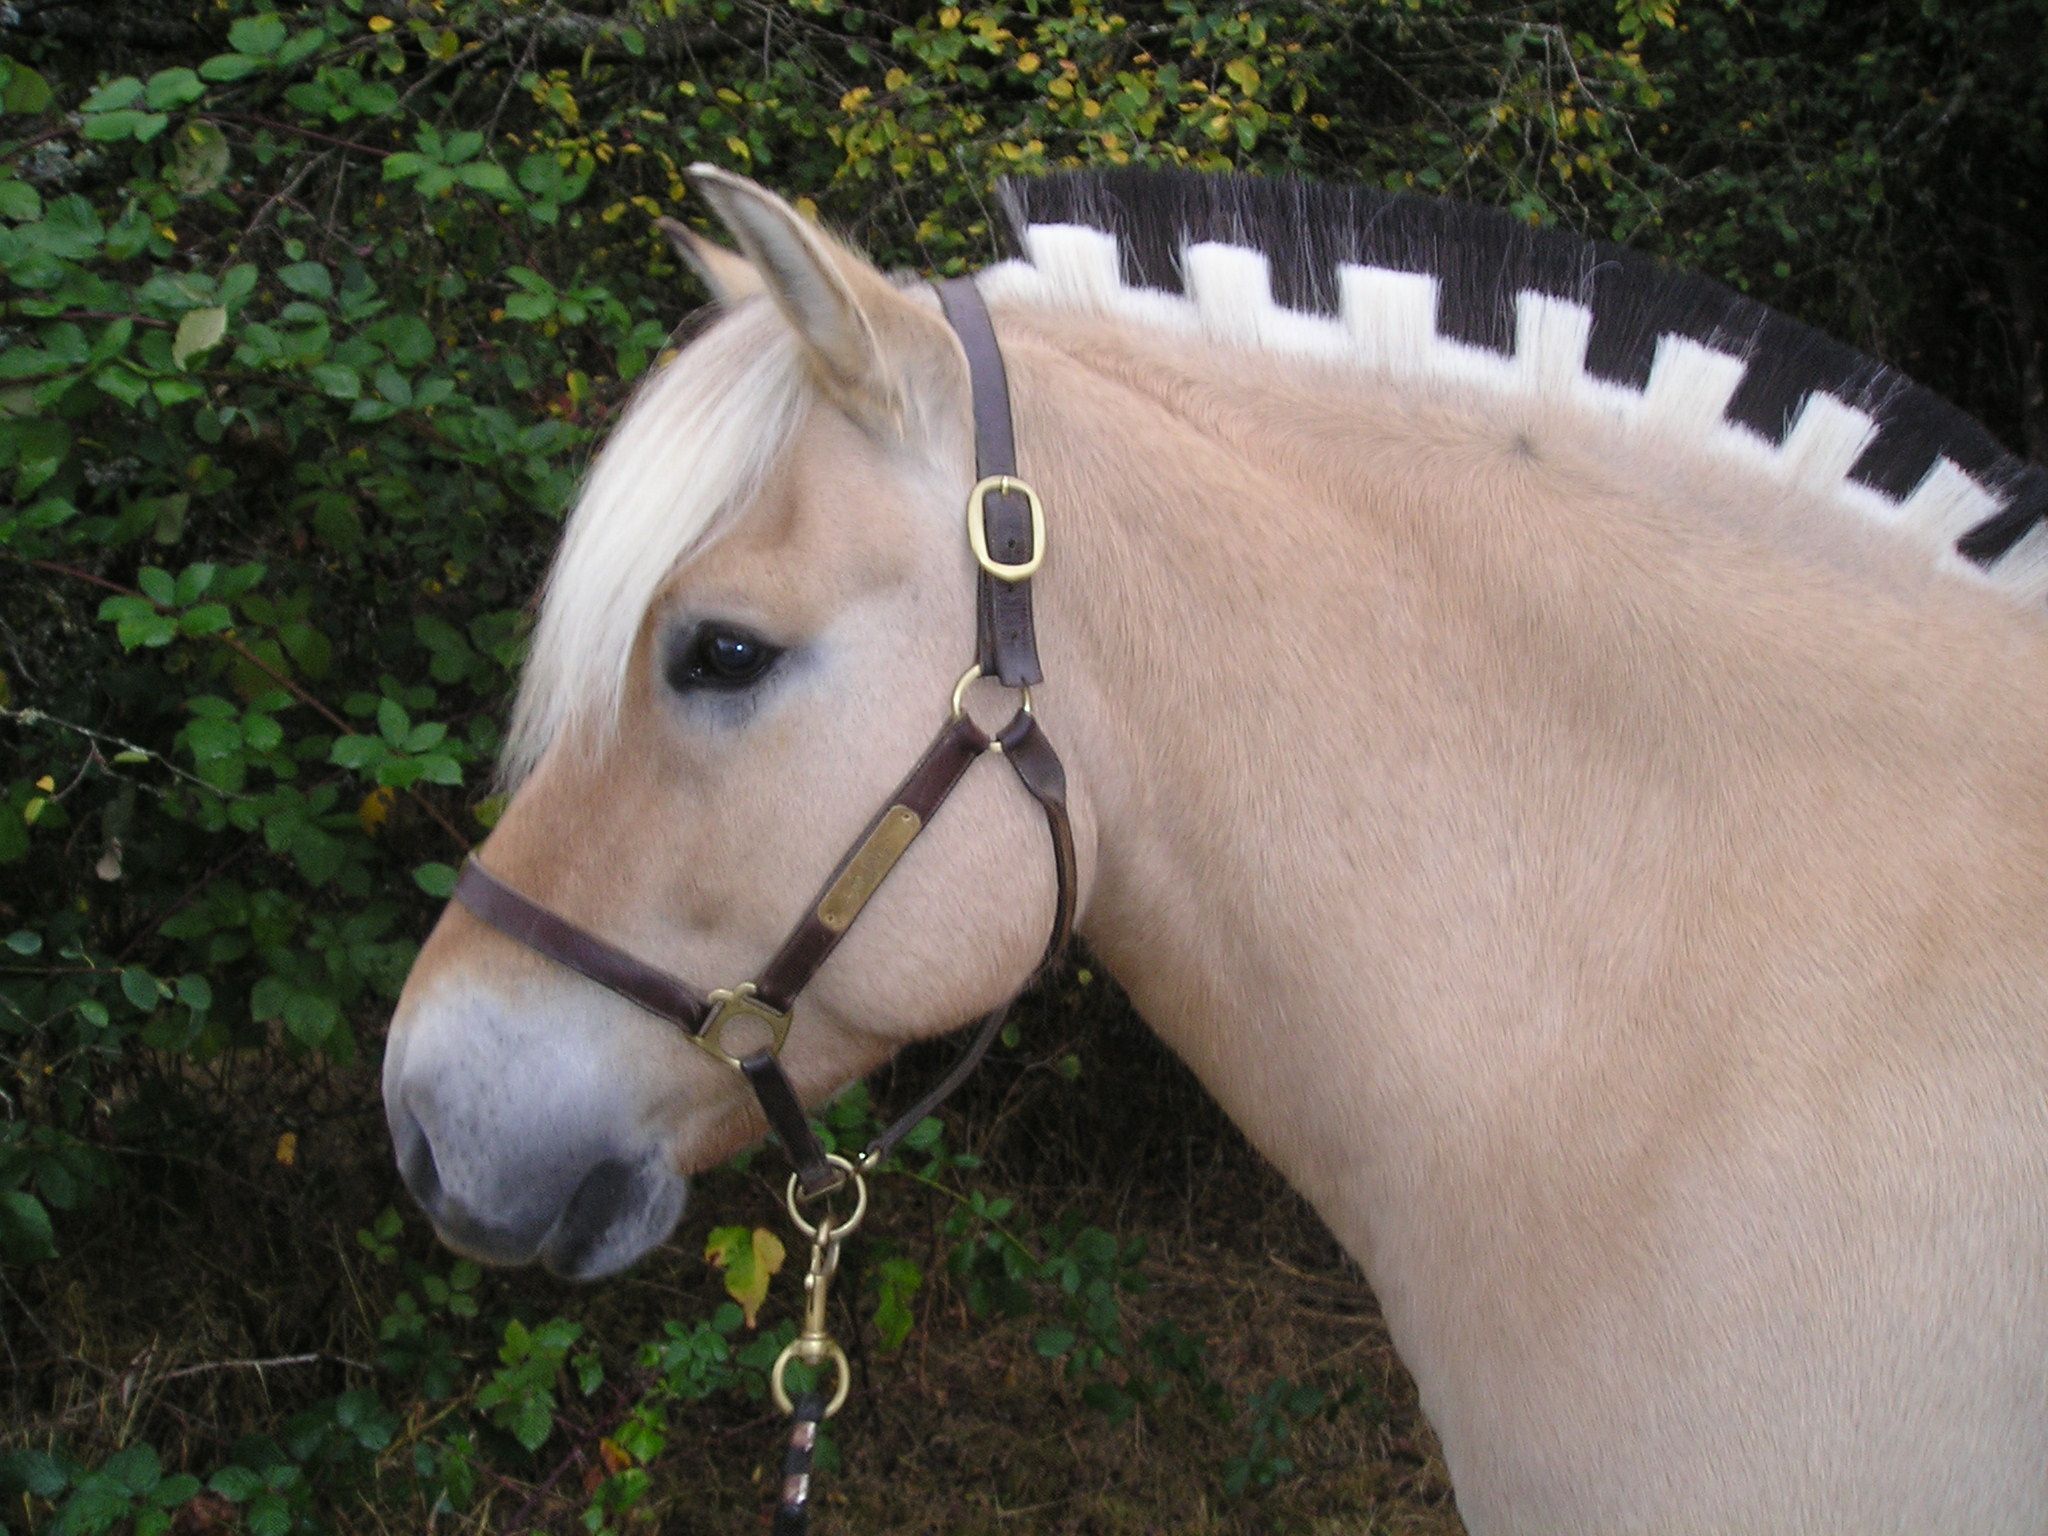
[817,806,922,931]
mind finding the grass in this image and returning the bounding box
[4,972,1464,1535]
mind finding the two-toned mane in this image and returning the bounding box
[991,170,2048,587]
[387,167,2048,1532]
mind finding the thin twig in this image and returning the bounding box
[0,307,175,331]
[4,705,235,798]
[207,112,392,159]
[157,1351,369,1382]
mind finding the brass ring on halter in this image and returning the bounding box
[771,1336,852,1418]
[785,1153,866,1240]
[950,664,1033,755]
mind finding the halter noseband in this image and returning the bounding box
[446,273,1076,1200]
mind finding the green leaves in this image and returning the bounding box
[251,972,341,1047]
[277,261,332,300]
[98,562,245,650]
[228,14,288,56]
[477,1317,587,1453]
[383,124,518,202]
[77,78,170,144]
[0,57,54,115]
[0,1188,57,1261]
[144,68,206,111]
[172,306,228,368]
[871,1257,923,1350]
[98,595,177,649]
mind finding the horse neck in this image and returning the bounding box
[999,302,2048,1259]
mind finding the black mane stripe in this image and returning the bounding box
[994,169,2048,565]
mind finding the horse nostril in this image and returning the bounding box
[547,1159,636,1276]
[390,1094,445,1213]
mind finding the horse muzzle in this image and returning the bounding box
[381,990,690,1281]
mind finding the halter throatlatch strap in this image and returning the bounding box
[935,276,1044,689]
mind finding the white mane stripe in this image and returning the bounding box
[1514,293,1595,399]
[1019,223,1123,308]
[1183,241,1277,348]
[1990,522,2048,605]
[1640,336,1749,437]
[1780,394,1879,491]
[1900,458,2004,547]
[1336,266,1440,374]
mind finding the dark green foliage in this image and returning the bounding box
[2,1,2040,1530]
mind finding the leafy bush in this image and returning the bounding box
[3,0,2040,1531]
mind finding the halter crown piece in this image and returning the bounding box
[445,278,1075,1533]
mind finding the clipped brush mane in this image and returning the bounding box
[989,169,2048,591]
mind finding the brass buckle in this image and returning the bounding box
[966,475,1045,582]
[697,982,792,1069]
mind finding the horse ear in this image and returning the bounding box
[684,165,911,428]
[656,218,763,305]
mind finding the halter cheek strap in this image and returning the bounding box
[447,276,1075,1199]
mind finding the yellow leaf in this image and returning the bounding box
[938,6,961,26]
[34,775,54,792]
[357,785,396,837]
[704,1225,786,1328]
[1224,57,1261,95]
[368,14,394,31]
[1016,52,1040,73]
[884,68,910,91]
[275,1132,298,1167]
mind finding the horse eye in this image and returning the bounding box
[667,625,781,693]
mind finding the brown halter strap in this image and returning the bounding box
[450,276,1075,1197]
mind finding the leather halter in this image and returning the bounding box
[448,277,1076,1199]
